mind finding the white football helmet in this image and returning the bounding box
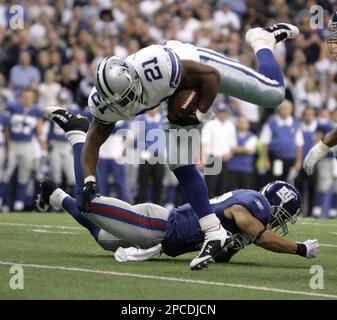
[94,56,143,109]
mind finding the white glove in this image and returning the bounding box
[303,239,320,258]
[303,141,330,175]
[115,244,162,262]
[195,109,215,123]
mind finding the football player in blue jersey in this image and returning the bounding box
[37,116,319,268]
[44,89,80,192]
[0,98,10,209]
[0,89,47,211]
[44,23,300,269]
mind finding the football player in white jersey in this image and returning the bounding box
[44,23,299,270]
[303,10,337,179]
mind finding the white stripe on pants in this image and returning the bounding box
[197,48,285,108]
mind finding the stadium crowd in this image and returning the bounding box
[0,0,337,218]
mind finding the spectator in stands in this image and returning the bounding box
[78,62,96,108]
[38,69,61,107]
[36,50,50,80]
[201,102,236,198]
[228,116,258,190]
[260,100,304,183]
[295,107,318,216]
[9,51,41,97]
[213,3,241,34]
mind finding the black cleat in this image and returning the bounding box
[190,240,223,270]
[36,178,57,212]
[43,106,89,133]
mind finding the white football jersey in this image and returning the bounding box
[89,41,200,124]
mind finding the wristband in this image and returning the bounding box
[296,243,307,257]
[316,140,330,155]
[195,109,206,122]
[84,175,96,184]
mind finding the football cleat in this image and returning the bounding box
[43,107,89,133]
[263,23,299,43]
[246,23,299,52]
[190,228,230,270]
[36,178,57,212]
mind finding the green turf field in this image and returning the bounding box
[0,213,337,300]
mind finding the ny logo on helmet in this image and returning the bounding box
[276,186,296,203]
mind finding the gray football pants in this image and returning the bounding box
[163,48,285,171]
[49,141,75,185]
[3,141,35,184]
[83,196,170,251]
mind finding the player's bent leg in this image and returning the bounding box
[97,230,133,252]
[85,196,169,249]
[43,107,89,208]
[163,122,230,270]
[197,24,299,109]
[37,179,131,252]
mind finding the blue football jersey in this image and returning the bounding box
[0,112,10,146]
[7,103,42,142]
[162,189,272,257]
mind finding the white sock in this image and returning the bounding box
[247,28,276,53]
[65,130,86,146]
[50,188,69,210]
[251,40,275,53]
[199,213,221,233]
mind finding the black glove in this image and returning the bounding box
[167,112,201,126]
[82,181,100,212]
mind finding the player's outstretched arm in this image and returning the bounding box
[256,231,319,259]
[81,119,115,210]
[230,205,319,258]
[179,60,220,117]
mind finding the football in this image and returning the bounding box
[167,89,199,123]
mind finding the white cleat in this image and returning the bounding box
[246,23,299,52]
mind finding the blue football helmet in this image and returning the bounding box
[328,10,337,61]
[260,181,302,236]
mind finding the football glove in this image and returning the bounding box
[303,239,320,258]
[82,180,100,212]
[303,141,330,175]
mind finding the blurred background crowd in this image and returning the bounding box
[0,0,337,218]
